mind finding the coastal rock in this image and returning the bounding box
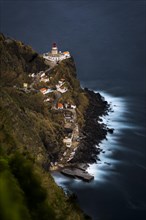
[61,167,94,182]
[107,128,114,133]
[71,88,109,165]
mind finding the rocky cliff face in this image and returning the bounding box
[0,33,48,87]
[0,34,91,220]
[0,32,92,166]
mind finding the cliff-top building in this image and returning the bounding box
[43,43,70,63]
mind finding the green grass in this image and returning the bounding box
[0,33,90,220]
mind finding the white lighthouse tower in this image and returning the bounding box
[51,43,58,55]
[43,42,70,63]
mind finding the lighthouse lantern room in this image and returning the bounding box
[51,43,58,55]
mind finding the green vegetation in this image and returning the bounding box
[0,154,88,220]
[0,33,90,219]
[0,158,31,220]
[0,155,55,220]
[0,33,48,87]
[47,57,89,127]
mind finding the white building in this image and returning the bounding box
[71,104,76,109]
[40,78,50,83]
[63,137,73,148]
[57,87,68,93]
[43,43,71,63]
[44,98,51,102]
[40,72,45,78]
[40,88,52,95]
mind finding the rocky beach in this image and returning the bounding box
[60,88,114,181]
[72,88,110,164]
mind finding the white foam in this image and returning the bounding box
[86,91,128,181]
[52,90,135,185]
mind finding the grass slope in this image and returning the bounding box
[0,34,90,220]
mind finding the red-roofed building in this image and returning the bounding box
[57,103,63,109]
[40,88,47,94]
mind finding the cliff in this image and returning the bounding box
[0,34,91,220]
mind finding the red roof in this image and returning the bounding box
[57,103,63,108]
[52,42,57,47]
[40,88,47,93]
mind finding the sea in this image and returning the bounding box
[1,1,146,219]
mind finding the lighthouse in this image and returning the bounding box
[43,43,70,63]
[51,43,58,55]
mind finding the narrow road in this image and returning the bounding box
[53,91,62,107]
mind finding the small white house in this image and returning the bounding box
[23,83,28,88]
[63,137,72,148]
[44,88,52,94]
[40,72,45,78]
[56,81,65,90]
[58,80,64,85]
[57,87,68,93]
[40,78,50,83]
[66,143,72,148]
[44,98,51,102]
[29,73,35,78]
[71,104,76,109]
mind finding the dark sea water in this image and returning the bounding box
[1,1,146,219]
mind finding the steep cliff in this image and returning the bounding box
[0,34,91,220]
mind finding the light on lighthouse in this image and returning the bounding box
[51,42,58,55]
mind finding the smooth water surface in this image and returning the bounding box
[52,89,146,220]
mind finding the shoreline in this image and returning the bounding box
[71,88,111,163]
[51,88,114,181]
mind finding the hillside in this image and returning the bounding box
[0,34,91,220]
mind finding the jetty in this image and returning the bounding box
[61,167,94,182]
